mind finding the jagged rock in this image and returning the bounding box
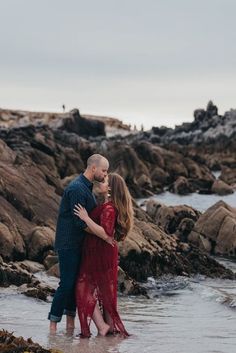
[189,201,236,257]
[0,105,236,288]
[146,199,200,235]
[118,267,148,296]
[0,260,54,300]
[118,215,234,281]
[0,329,60,352]
[211,179,234,195]
[63,108,105,138]
[169,176,194,195]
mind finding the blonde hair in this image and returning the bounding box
[108,173,134,241]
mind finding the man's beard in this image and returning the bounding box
[94,175,105,182]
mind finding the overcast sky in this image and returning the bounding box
[0,0,235,128]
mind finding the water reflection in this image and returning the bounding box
[47,331,126,353]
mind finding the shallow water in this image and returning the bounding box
[1,192,236,353]
[0,266,236,353]
[138,191,236,213]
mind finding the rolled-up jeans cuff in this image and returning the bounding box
[48,313,62,322]
[64,309,76,317]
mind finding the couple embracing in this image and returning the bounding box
[48,154,133,338]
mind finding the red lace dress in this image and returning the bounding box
[75,201,129,338]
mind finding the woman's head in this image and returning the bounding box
[108,173,134,241]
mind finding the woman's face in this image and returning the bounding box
[97,175,109,195]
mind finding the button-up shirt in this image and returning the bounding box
[54,174,97,251]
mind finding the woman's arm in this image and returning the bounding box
[74,204,115,246]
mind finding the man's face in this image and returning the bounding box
[93,159,109,182]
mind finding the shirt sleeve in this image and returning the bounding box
[100,204,116,237]
[68,187,87,230]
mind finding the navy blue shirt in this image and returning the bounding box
[54,174,97,251]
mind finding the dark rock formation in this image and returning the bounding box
[62,108,105,138]
[0,329,57,353]
[0,103,235,294]
[0,259,54,301]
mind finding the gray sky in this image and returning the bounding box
[0,0,235,128]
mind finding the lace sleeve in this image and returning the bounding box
[100,204,116,237]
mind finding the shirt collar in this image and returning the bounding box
[80,173,93,190]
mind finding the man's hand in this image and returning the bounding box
[105,236,116,247]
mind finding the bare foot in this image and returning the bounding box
[98,323,110,337]
[49,321,57,333]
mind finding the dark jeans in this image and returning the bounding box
[48,248,82,322]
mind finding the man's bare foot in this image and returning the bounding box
[98,323,110,336]
[50,321,57,333]
[66,315,75,330]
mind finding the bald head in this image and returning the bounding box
[85,154,109,182]
[87,154,107,167]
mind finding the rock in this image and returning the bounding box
[0,329,56,353]
[47,263,60,277]
[211,179,234,195]
[219,167,236,186]
[118,215,234,281]
[62,108,105,138]
[150,166,169,189]
[189,201,236,256]
[176,218,196,242]
[43,254,58,270]
[27,226,55,262]
[146,199,200,235]
[188,232,212,253]
[0,260,55,301]
[105,142,152,197]
[17,260,45,273]
[1,106,236,285]
[0,260,33,287]
[169,176,194,195]
[61,173,79,188]
[118,267,148,296]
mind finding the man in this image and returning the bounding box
[48,154,110,332]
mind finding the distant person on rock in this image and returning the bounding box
[62,104,65,112]
[48,154,111,333]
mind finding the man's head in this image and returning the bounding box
[86,154,109,182]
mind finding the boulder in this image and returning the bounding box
[219,167,236,186]
[189,201,236,256]
[146,199,200,235]
[211,179,234,195]
[27,226,55,262]
[169,176,194,195]
[118,267,148,296]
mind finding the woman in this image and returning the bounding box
[73,173,133,338]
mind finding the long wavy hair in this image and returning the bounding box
[108,173,134,241]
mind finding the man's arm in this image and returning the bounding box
[68,187,88,230]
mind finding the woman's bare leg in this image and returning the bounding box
[92,303,110,336]
[103,309,114,333]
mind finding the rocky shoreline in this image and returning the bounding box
[0,102,236,304]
